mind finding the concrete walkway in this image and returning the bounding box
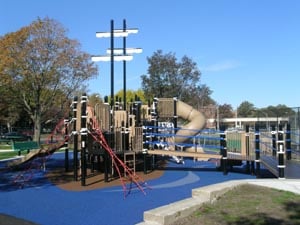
[137,179,300,225]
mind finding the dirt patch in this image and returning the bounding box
[0,214,39,225]
[171,184,300,225]
[46,160,166,191]
[47,169,164,191]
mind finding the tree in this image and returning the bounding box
[219,104,234,118]
[0,84,21,132]
[88,93,103,108]
[141,50,212,106]
[237,101,256,117]
[115,89,146,104]
[257,104,294,118]
[196,84,216,108]
[0,17,98,142]
[265,105,294,117]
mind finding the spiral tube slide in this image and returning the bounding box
[174,100,206,144]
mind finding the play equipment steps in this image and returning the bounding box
[124,151,136,176]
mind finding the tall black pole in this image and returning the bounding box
[72,96,78,181]
[277,124,285,178]
[286,123,291,160]
[110,19,114,133]
[107,21,115,184]
[81,94,88,186]
[220,126,227,175]
[245,125,250,173]
[173,97,178,129]
[271,125,277,157]
[255,123,260,178]
[64,119,69,172]
[123,19,127,111]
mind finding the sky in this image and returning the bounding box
[1,0,299,109]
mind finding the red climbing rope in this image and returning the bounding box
[88,106,150,197]
[89,130,149,197]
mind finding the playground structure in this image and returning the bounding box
[4,95,300,193]
[7,95,215,191]
[67,95,212,190]
[70,95,300,186]
[2,19,300,200]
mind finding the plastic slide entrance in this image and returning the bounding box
[175,100,206,143]
[152,100,207,163]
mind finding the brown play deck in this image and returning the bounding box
[148,149,300,179]
[147,149,222,160]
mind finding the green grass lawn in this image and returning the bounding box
[0,143,14,160]
[0,143,29,160]
[172,184,300,225]
[0,151,19,160]
[0,142,68,161]
[0,144,12,150]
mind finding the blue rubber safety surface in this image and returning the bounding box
[0,153,256,225]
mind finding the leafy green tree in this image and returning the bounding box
[88,93,103,108]
[237,101,256,117]
[196,84,216,108]
[115,89,146,104]
[141,50,211,106]
[219,104,234,118]
[259,104,294,117]
[0,86,20,132]
[0,17,98,142]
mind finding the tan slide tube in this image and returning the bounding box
[175,100,206,144]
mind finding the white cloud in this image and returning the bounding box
[201,60,240,72]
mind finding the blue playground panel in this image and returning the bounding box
[0,153,255,225]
